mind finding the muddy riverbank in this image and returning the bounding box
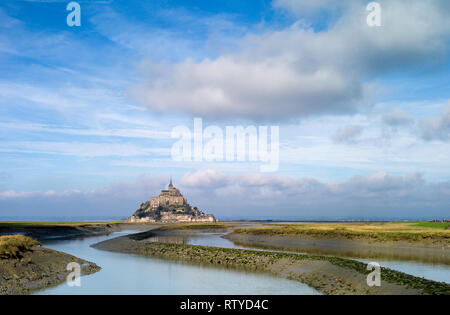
[92,230,450,295]
[0,223,156,241]
[224,233,450,265]
[0,243,99,294]
[0,223,157,295]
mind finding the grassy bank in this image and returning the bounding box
[0,221,122,242]
[0,221,117,228]
[0,235,40,259]
[232,222,450,243]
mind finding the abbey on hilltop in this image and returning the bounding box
[127,178,217,223]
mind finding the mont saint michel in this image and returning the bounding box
[127,178,217,223]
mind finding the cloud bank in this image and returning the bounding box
[1,170,448,220]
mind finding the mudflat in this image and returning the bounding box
[92,230,450,295]
[0,222,158,241]
[0,238,100,295]
[225,222,449,264]
[0,223,160,295]
[224,233,450,264]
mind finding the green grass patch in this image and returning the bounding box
[0,235,40,259]
[412,222,450,230]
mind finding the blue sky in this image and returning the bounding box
[0,0,449,220]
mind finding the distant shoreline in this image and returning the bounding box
[0,217,447,223]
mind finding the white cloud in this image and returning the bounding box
[181,170,449,219]
[131,0,450,121]
[131,54,366,120]
[383,108,414,126]
[180,169,232,188]
[333,125,364,143]
[0,190,33,199]
[420,101,450,141]
[2,170,447,219]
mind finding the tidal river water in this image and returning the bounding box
[154,232,450,284]
[36,230,449,294]
[35,231,321,295]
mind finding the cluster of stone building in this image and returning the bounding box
[128,178,217,223]
[149,178,187,211]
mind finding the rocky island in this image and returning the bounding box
[127,178,217,223]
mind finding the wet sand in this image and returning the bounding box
[0,244,99,295]
[0,223,158,295]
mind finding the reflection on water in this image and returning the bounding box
[36,231,320,295]
[147,233,243,248]
[226,236,449,265]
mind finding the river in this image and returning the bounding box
[153,231,450,284]
[35,229,449,294]
[35,231,321,295]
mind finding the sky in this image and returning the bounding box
[0,0,449,220]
